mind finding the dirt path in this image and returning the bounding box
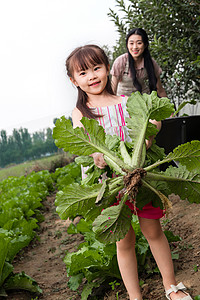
[4,193,200,300]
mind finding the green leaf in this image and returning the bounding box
[76,219,93,233]
[84,177,124,222]
[119,141,132,164]
[0,232,11,286]
[126,91,174,168]
[146,142,166,163]
[0,262,13,288]
[144,164,200,204]
[8,235,32,262]
[164,230,181,242]
[53,118,96,155]
[164,165,200,203]
[96,180,107,204]
[55,183,102,220]
[172,99,197,117]
[93,195,132,243]
[3,271,42,294]
[82,168,103,186]
[68,273,84,291]
[105,134,121,151]
[75,156,94,167]
[67,223,78,234]
[166,141,200,171]
[81,278,105,300]
[145,141,200,172]
[136,237,149,256]
[65,249,104,276]
[53,117,130,174]
[135,182,164,210]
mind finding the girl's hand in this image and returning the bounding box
[90,152,107,169]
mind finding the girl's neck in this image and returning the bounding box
[87,92,121,108]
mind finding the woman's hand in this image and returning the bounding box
[90,152,107,169]
[145,119,161,149]
[145,136,154,149]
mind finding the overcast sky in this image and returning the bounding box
[0,0,120,135]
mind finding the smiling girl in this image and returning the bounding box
[111,28,167,98]
[66,44,192,300]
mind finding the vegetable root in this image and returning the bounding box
[123,168,147,201]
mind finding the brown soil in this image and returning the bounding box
[3,193,200,300]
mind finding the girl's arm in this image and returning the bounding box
[111,75,119,95]
[72,107,84,128]
[156,77,167,98]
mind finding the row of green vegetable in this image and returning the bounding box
[0,170,55,296]
[0,161,82,297]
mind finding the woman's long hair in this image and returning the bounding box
[66,44,114,119]
[126,28,157,93]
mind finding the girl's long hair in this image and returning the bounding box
[66,45,114,119]
[126,28,157,93]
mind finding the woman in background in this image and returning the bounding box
[111,28,167,98]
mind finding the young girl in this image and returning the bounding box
[66,44,192,300]
[111,28,167,98]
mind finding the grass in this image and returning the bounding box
[0,152,73,181]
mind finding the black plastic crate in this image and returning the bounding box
[156,115,200,154]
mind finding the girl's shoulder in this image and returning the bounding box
[72,107,84,128]
[72,106,82,117]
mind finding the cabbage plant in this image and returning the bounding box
[53,92,200,244]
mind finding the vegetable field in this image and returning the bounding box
[0,163,200,299]
[1,93,200,299]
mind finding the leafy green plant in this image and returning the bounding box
[63,215,180,299]
[64,217,149,299]
[3,272,42,295]
[51,161,81,191]
[0,170,53,296]
[53,92,200,245]
[65,218,120,299]
[109,280,120,290]
[109,280,120,300]
[193,264,199,273]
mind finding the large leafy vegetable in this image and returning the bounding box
[64,217,181,299]
[53,91,200,243]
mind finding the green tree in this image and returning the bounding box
[0,130,8,166]
[13,129,23,162]
[19,128,32,160]
[0,127,58,167]
[108,0,200,113]
[45,127,57,153]
[31,131,46,158]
